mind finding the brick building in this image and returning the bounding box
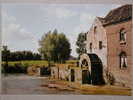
[80,4,132,87]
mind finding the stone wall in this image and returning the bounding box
[85,17,108,83]
[27,66,40,76]
[51,64,71,81]
[51,64,83,84]
[51,67,59,79]
[86,17,108,69]
[69,67,82,84]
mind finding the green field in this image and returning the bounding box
[2,60,78,67]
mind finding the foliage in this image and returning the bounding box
[2,46,10,62]
[2,60,48,74]
[105,70,115,85]
[2,46,41,61]
[2,63,28,74]
[39,29,71,63]
[76,33,87,57]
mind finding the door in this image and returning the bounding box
[82,70,91,84]
[71,69,75,82]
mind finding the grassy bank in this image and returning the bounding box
[1,60,78,74]
[2,60,48,67]
[2,60,78,67]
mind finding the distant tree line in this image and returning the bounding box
[2,46,41,61]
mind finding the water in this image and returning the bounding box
[1,74,80,95]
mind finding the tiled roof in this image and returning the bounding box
[98,4,132,26]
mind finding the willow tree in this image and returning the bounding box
[39,29,71,65]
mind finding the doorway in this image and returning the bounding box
[71,69,75,82]
[82,70,91,84]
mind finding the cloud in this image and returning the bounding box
[55,7,77,19]
[41,5,77,19]
[72,12,95,37]
[110,4,122,9]
[2,10,38,52]
[40,5,96,57]
[78,13,95,32]
[80,13,95,22]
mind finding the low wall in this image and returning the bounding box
[27,66,40,76]
[51,67,59,79]
[51,64,83,84]
[69,67,82,84]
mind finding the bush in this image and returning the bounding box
[2,63,28,74]
[106,71,115,85]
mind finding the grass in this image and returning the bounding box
[2,60,52,67]
[10,60,48,66]
[2,60,78,67]
[66,60,78,64]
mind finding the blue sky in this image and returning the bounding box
[1,4,121,57]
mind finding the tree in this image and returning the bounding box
[2,49,41,61]
[76,32,86,58]
[2,46,10,75]
[2,46,10,63]
[39,29,71,64]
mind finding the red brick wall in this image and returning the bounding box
[105,20,132,87]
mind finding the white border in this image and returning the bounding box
[0,0,133,100]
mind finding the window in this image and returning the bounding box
[119,52,127,69]
[90,42,92,52]
[84,33,87,41]
[119,28,126,44]
[94,26,97,34]
[99,41,102,50]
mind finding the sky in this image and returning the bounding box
[1,3,121,57]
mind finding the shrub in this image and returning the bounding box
[2,63,28,74]
[106,71,115,85]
